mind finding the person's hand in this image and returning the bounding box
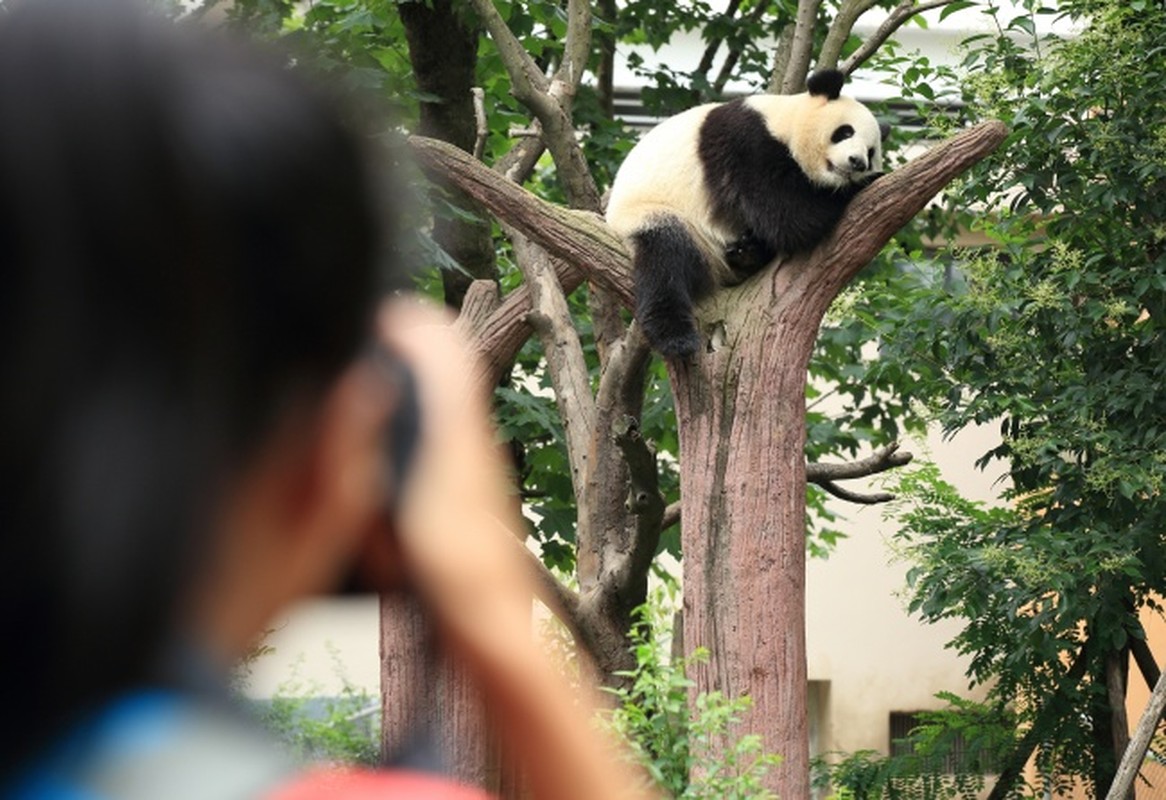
[374,298,531,661]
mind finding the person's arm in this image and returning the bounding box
[378,301,658,800]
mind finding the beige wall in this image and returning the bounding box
[242,596,381,699]
[806,421,1005,759]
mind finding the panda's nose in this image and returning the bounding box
[849,155,867,171]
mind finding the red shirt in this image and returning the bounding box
[270,768,495,800]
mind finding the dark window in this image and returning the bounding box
[889,711,999,774]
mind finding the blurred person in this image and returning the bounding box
[0,1,653,798]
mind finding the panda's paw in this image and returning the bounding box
[725,235,776,276]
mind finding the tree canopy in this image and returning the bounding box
[873,1,1166,795]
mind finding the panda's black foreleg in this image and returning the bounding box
[631,218,714,359]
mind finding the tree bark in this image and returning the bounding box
[384,5,499,790]
[669,285,816,792]
[1105,651,1133,800]
[380,596,491,782]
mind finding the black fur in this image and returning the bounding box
[631,216,714,359]
[806,69,844,100]
[698,98,869,261]
[724,232,776,276]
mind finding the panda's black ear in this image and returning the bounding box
[879,121,891,141]
[806,69,844,100]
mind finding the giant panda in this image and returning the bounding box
[605,69,886,358]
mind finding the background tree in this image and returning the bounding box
[872,0,1166,796]
[220,1,1002,796]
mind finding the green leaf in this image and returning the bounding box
[939,1,977,22]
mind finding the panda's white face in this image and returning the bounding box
[823,121,880,187]
[791,95,884,191]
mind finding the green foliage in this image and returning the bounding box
[256,651,380,767]
[604,587,783,799]
[877,0,1166,792]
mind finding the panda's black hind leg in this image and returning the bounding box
[631,218,714,359]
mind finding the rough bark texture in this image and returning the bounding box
[379,597,487,780]
[668,280,815,788]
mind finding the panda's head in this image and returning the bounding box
[790,69,885,191]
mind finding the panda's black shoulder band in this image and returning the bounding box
[806,69,844,100]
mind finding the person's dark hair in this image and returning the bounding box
[0,0,385,774]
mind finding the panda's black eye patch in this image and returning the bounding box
[868,147,875,162]
[831,124,855,143]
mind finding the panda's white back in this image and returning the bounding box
[604,102,724,246]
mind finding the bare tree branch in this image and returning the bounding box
[779,0,823,94]
[590,288,627,367]
[817,0,881,70]
[664,441,913,531]
[805,441,913,482]
[469,0,600,210]
[452,279,502,340]
[515,235,597,501]
[841,0,962,76]
[616,324,653,422]
[1130,635,1160,690]
[817,480,895,504]
[409,136,633,305]
[610,415,666,598]
[467,0,551,107]
[493,124,546,186]
[768,24,797,94]
[558,0,592,95]
[595,323,651,428]
[471,87,488,160]
[1105,653,1133,798]
[460,265,580,392]
[595,0,617,117]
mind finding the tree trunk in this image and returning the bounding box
[669,268,820,795]
[399,0,496,309]
[383,6,502,792]
[666,122,1009,797]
